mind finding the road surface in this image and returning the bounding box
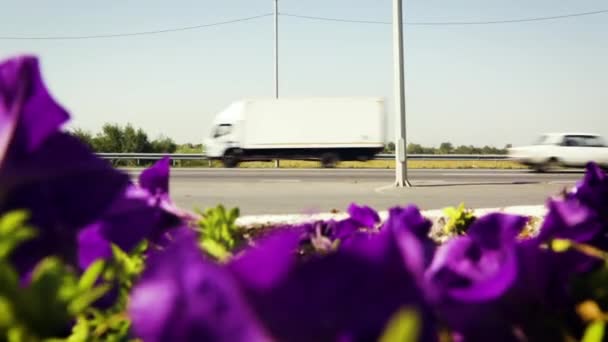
[125,168,584,215]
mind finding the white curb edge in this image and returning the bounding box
[236,205,548,228]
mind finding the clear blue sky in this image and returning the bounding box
[1,0,606,147]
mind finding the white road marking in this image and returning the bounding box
[374,184,397,193]
[259,179,302,183]
[439,173,534,177]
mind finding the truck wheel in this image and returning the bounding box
[321,153,339,168]
[222,150,241,168]
[356,154,373,162]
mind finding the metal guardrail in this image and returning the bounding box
[378,153,509,161]
[96,152,510,162]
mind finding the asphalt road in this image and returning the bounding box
[125,168,585,215]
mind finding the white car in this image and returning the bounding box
[508,133,608,172]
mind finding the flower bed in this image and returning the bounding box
[2,55,608,342]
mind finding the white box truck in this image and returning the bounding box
[204,97,386,168]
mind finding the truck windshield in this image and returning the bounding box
[212,124,232,138]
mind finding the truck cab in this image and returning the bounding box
[204,102,244,167]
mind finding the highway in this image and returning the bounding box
[125,168,584,215]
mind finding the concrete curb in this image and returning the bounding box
[236,204,548,228]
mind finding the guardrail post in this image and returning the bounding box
[274,160,280,168]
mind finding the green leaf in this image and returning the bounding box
[0,210,29,235]
[228,207,239,224]
[111,245,137,276]
[0,296,15,328]
[196,204,242,260]
[69,284,112,315]
[78,260,106,292]
[200,239,231,262]
[7,326,30,342]
[582,320,605,342]
[66,317,90,342]
[0,210,37,260]
[443,202,475,235]
[0,262,19,295]
[378,307,421,342]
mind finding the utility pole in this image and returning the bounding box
[274,0,280,168]
[274,0,279,99]
[393,0,411,187]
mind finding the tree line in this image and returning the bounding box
[69,123,509,156]
[383,142,511,155]
[69,123,187,154]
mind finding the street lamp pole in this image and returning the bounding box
[393,0,411,187]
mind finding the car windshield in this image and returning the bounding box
[535,135,562,145]
[562,135,606,147]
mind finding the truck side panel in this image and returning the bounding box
[240,98,385,149]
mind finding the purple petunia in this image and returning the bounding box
[0,55,130,274]
[532,164,608,274]
[77,157,193,269]
[230,215,437,342]
[426,213,574,340]
[294,203,381,251]
[129,228,270,342]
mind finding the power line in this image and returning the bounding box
[0,13,273,40]
[281,13,390,25]
[280,13,390,25]
[1,8,607,40]
[281,8,608,26]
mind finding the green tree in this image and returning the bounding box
[454,145,473,154]
[151,135,177,153]
[122,124,152,153]
[384,142,396,153]
[439,142,454,154]
[93,123,123,153]
[407,143,424,154]
[69,128,94,150]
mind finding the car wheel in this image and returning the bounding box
[531,158,556,173]
[538,158,560,172]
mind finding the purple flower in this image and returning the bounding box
[571,162,608,217]
[77,157,188,269]
[536,199,601,244]
[532,165,608,274]
[424,214,523,339]
[426,213,573,340]
[563,163,608,257]
[129,228,269,342]
[77,223,112,270]
[0,55,129,273]
[293,204,381,251]
[347,203,380,229]
[230,220,436,342]
[382,205,436,270]
[0,55,68,160]
[230,230,301,290]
